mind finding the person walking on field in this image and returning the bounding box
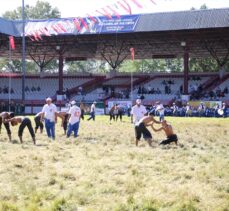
[87,101,96,121]
[67,101,81,138]
[41,97,57,140]
[109,105,116,122]
[34,111,44,134]
[80,102,85,120]
[5,116,36,145]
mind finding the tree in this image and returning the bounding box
[3,0,60,20]
[1,1,61,73]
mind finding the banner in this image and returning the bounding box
[24,15,140,37]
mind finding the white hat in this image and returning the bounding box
[46,97,52,101]
[70,100,76,105]
[136,99,141,104]
[93,101,97,104]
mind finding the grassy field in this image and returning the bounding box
[0,116,228,211]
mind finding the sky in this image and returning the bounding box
[0,0,229,18]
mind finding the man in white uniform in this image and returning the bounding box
[131,99,147,124]
[67,100,81,138]
[41,97,57,140]
[87,101,96,121]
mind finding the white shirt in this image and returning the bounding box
[68,105,81,124]
[42,103,57,122]
[91,104,95,113]
[131,105,147,125]
[156,104,164,115]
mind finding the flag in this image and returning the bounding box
[149,0,157,5]
[107,5,121,19]
[96,9,112,19]
[79,17,89,30]
[117,0,132,14]
[130,0,143,8]
[130,47,135,61]
[86,14,97,23]
[57,23,67,33]
[9,36,15,50]
[73,18,81,31]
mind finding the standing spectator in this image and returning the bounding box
[131,99,147,124]
[116,104,124,122]
[41,97,57,140]
[80,102,85,120]
[87,101,96,121]
[155,102,165,122]
[20,103,25,115]
[172,102,178,116]
[67,101,81,138]
[109,105,116,122]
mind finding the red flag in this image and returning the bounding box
[35,31,43,40]
[107,5,121,19]
[9,36,15,50]
[25,33,35,41]
[130,47,135,61]
[86,14,97,23]
[57,23,67,33]
[96,9,112,19]
[79,17,89,30]
[31,32,40,41]
[51,25,61,34]
[73,18,81,31]
[130,0,143,8]
[42,27,51,36]
[117,0,132,14]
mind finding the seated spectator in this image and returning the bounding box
[37,86,41,92]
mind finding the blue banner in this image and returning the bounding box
[24,15,140,37]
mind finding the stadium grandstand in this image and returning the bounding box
[0,8,228,116]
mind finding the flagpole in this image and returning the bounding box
[22,0,26,102]
[8,41,12,112]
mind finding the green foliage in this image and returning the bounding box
[0,202,19,211]
[2,1,60,73]
[3,0,60,20]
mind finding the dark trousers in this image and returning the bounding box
[34,116,44,131]
[81,110,85,120]
[87,112,95,121]
[110,113,115,121]
[19,118,35,138]
[116,113,123,121]
[0,118,11,134]
[160,134,178,145]
[63,114,68,132]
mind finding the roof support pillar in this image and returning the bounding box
[183,48,189,95]
[58,54,64,94]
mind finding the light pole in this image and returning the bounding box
[22,0,26,101]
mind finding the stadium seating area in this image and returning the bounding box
[0,73,228,106]
[0,76,93,100]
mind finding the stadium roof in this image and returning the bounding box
[0,8,229,61]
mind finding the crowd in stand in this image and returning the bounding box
[0,101,25,115]
[0,86,14,94]
[147,102,228,118]
[25,86,41,92]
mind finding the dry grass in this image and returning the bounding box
[0,116,228,211]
